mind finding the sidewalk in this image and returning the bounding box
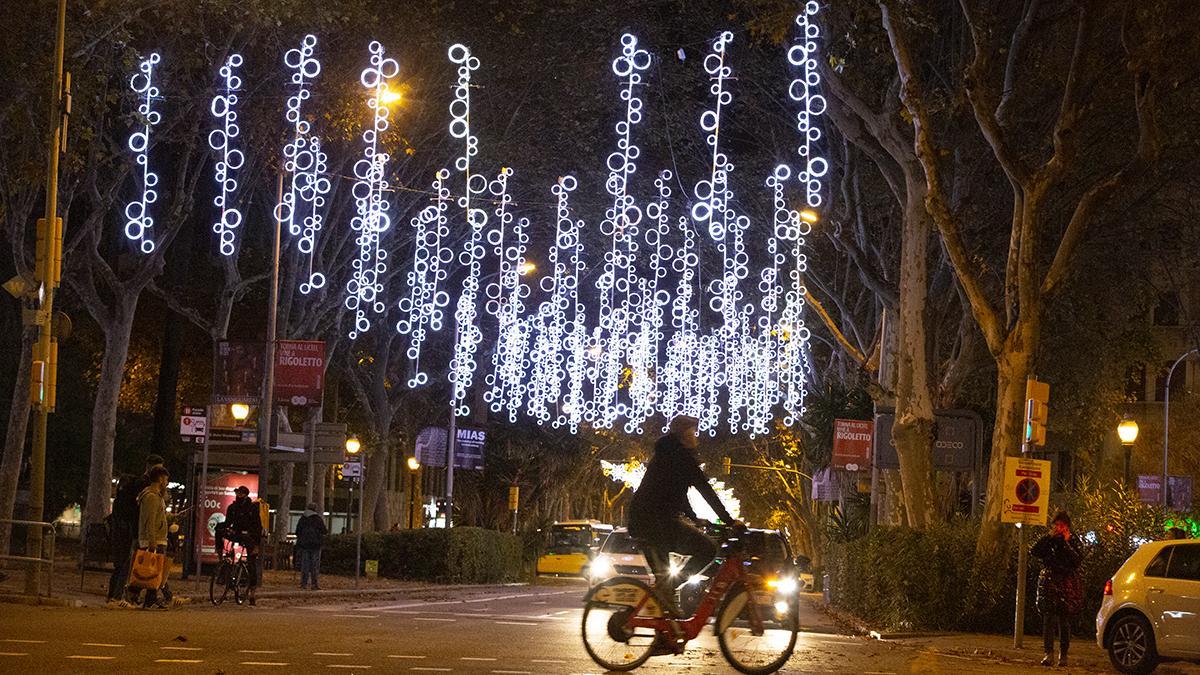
[0,555,530,609]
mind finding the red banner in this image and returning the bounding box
[273,340,325,407]
[832,419,873,471]
[195,472,259,564]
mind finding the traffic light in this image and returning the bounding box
[1024,378,1050,447]
[722,457,731,476]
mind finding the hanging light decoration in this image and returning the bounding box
[123,52,162,254]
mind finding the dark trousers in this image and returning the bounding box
[298,548,321,588]
[107,528,134,601]
[631,516,717,581]
[1042,612,1071,655]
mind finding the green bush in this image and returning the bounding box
[322,527,523,583]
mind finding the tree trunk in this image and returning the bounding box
[315,465,327,513]
[273,463,295,545]
[361,438,390,533]
[891,188,938,529]
[0,326,36,557]
[976,346,1033,557]
[149,315,184,458]
[83,306,137,530]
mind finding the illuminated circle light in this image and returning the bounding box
[124,52,162,254]
[209,53,245,257]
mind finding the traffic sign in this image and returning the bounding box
[342,456,362,480]
[180,410,207,438]
[1001,456,1050,525]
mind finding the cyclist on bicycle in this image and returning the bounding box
[214,485,263,605]
[628,415,739,614]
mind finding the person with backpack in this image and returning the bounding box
[295,503,327,591]
[1031,510,1084,667]
[107,455,164,604]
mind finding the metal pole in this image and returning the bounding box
[1162,349,1194,509]
[26,0,68,598]
[1014,378,1034,649]
[259,173,283,526]
[354,459,363,588]
[195,402,212,578]
[446,403,457,529]
[305,406,320,505]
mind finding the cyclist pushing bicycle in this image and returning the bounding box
[582,415,799,673]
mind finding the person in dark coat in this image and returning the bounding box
[295,503,327,591]
[215,486,263,604]
[107,454,164,604]
[1031,511,1083,667]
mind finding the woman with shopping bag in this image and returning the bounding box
[128,465,171,610]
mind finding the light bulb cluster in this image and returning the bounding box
[124,52,162,254]
[345,41,398,340]
[278,34,331,294]
[209,53,245,257]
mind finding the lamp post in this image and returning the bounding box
[345,435,363,587]
[1162,348,1196,509]
[1118,415,1139,485]
[406,456,420,529]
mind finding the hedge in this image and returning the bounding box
[322,527,524,584]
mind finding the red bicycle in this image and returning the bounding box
[581,526,799,673]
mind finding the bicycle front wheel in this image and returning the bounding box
[233,563,250,605]
[581,576,662,671]
[209,561,232,606]
[716,581,798,674]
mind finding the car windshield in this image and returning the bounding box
[546,526,595,554]
[602,532,642,555]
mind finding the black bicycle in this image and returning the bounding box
[209,541,251,605]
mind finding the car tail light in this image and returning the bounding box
[1104,579,1113,596]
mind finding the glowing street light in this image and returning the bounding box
[1117,416,1139,445]
[230,402,250,422]
[407,456,420,471]
[380,88,403,105]
[799,209,819,224]
[345,435,362,455]
[517,261,536,276]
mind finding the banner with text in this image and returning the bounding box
[832,419,873,471]
[273,340,326,407]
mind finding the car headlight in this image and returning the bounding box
[590,556,612,578]
[768,576,798,594]
[668,561,682,577]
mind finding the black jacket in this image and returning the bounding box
[1031,533,1083,614]
[628,433,733,531]
[295,513,327,550]
[225,497,262,539]
[112,472,150,527]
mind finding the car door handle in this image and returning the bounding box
[1147,588,1164,594]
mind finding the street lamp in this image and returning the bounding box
[1118,415,1139,485]
[406,456,421,529]
[1162,348,1197,509]
[230,402,250,423]
[407,456,420,471]
[342,434,365,588]
[345,435,362,455]
[517,261,537,276]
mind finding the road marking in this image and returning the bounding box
[82,643,125,648]
[2,640,46,644]
[387,655,427,659]
[369,589,574,611]
[240,662,289,667]
[314,652,354,656]
[327,666,372,670]
[410,669,451,673]
[332,613,378,619]
[494,620,537,626]
[414,617,456,622]
[67,655,116,660]
[155,659,204,664]
[492,671,532,674]
[160,646,203,651]
[0,653,29,657]
[239,650,280,654]
[461,657,497,661]
[531,659,565,664]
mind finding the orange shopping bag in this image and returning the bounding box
[129,549,166,589]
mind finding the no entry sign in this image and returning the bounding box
[1001,456,1050,525]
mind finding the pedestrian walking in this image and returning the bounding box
[1031,510,1083,667]
[295,502,327,591]
[107,454,164,605]
[131,465,171,610]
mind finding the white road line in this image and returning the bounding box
[2,640,46,644]
[492,670,532,674]
[239,650,281,654]
[387,655,427,659]
[494,620,537,626]
[313,652,354,656]
[240,662,289,667]
[155,659,204,664]
[460,657,497,661]
[160,646,203,651]
[0,653,29,657]
[327,666,372,670]
[66,655,116,660]
[368,589,575,611]
[82,643,125,648]
[414,617,456,622]
[410,669,451,673]
[531,659,566,664]
[332,614,378,619]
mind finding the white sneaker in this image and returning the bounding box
[1040,653,1053,666]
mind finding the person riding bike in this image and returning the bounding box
[214,485,263,605]
[628,415,740,617]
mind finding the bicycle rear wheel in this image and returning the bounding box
[209,561,232,606]
[716,581,798,674]
[581,576,662,671]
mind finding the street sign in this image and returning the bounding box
[273,340,326,407]
[343,456,362,480]
[508,485,520,512]
[180,407,207,441]
[832,419,872,471]
[208,426,257,446]
[873,411,980,471]
[1001,456,1051,525]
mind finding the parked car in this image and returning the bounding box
[1096,539,1200,674]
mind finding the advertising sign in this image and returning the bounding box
[1138,475,1195,511]
[832,419,873,471]
[1000,456,1050,525]
[873,411,980,471]
[273,340,326,407]
[196,472,259,564]
[213,341,265,404]
[415,426,487,470]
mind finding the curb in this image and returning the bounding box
[0,593,86,608]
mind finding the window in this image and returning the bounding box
[1144,547,1172,577]
[1125,364,1147,402]
[1166,543,1200,582]
[1154,360,1188,402]
[1153,292,1181,326]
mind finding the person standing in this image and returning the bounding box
[295,503,327,591]
[1031,511,1083,667]
[133,466,171,609]
[107,455,164,604]
[218,486,263,605]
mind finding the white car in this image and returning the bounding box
[1097,539,1200,674]
[588,529,653,586]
